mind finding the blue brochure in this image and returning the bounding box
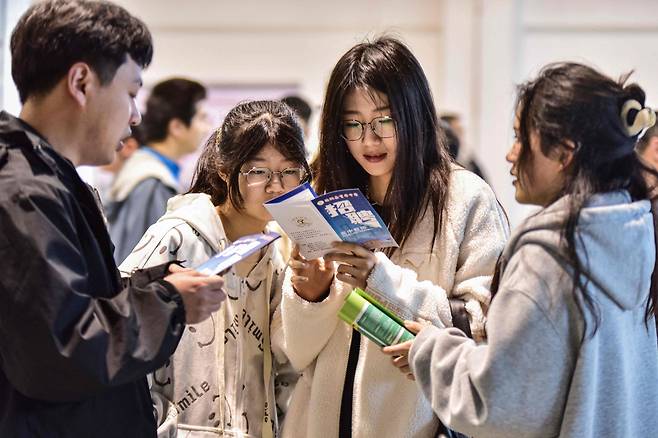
[264,184,397,259]
[195,232,280,275]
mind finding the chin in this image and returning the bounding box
[361,164,393,177]
[514,192,529,205]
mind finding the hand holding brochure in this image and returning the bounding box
[195,232,280,276]
[339,287,415,348]
[264,182,398,259]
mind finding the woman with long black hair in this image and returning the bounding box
[277,37,509,438]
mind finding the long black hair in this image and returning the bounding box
[500,62,658,334]
[188,100,311,209]
[313,36,452,254]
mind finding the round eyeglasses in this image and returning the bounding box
[239,167,307,187]
[341,116,397,141]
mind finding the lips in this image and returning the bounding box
[363,153,387,163]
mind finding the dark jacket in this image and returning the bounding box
[0,111,186,437]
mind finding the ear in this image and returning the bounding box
[66,62,95,107]
[558,140,576,170]
[167,118,187,139]
[118,137,140,159]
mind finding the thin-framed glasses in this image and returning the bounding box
[239,166,307,187]
[341,116,397,141]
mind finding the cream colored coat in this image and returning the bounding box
[273,168,509,438]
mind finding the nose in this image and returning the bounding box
[506,141,520,164]
[361,122,381,144]
[129,99,142,126]
[265,172,285,193]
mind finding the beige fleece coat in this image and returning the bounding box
[273,168,509,438]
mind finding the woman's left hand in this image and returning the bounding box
[382,320,425,380]
[323,242,377,290]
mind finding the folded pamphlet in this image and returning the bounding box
[264,183,397,259]
[195,232,280,275]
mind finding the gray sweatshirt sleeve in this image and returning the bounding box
[409,252,576,437]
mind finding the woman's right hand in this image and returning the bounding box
[289,245,335,302]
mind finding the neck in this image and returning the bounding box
[149,138,183,160]
[368,174,391,204]
[19,98,83,165]
[216,204,268,243]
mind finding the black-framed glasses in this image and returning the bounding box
[341,116,397,141]
[239,166,307,187]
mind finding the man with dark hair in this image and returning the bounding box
[0,1,225,436]
[107,77,211,263]
[638,122,658,169]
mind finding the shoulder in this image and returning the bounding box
[444,166,507,232]
[129,177,177,199]
[447,166,498,209]
[110,150,178,201]
[501,242,572,315]
[121,217,213,271]
[0,159,72,215]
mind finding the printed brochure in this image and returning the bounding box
[195,232,280,275]
[264,182,397,259]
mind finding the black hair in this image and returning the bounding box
[501,62,658,334]
[313,36,452,254]
[282,96,312,123]
[10,0,152,103]
[188,100,311,208]
[141,78,207,144]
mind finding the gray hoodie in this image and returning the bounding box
[410,190,658,437]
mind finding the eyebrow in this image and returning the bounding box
[343,105,390,115]
[246,157,297,165]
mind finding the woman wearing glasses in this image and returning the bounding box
[278,37,509,437]
[119,100,311,438]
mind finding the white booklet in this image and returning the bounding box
[264,183,397,259]
[195,232,280,275]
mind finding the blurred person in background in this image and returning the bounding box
[107,77,211,263]
[282,95,313,142]
[440,112,487,182]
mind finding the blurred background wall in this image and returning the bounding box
[1,0,657,227]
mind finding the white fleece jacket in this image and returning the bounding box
[273,168,509,438]
[119,193,293,438]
